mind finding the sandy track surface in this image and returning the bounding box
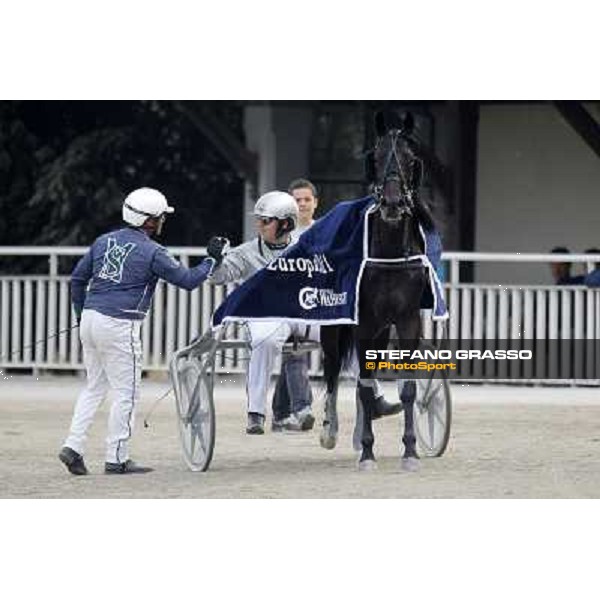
[1,375,600,498]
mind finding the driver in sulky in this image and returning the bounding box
[206,191,321,435]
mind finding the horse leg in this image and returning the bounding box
[395,313,422,471]
[352,384,364,452]
[356,379,378,470]
[320,378,339,450]
[319,326,341,450]
[399,379,419,471]
[352,325,398,451]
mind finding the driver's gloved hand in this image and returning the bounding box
[207,236,230,266]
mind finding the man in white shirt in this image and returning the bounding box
[271,179,320,431]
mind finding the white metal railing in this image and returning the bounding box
[1,248,599,381]
[442,252,599,383]
[444,284,600,382]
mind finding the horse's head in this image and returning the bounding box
[367,110,423,222]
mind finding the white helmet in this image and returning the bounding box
[253,191,299,232]
[122,187,174,227]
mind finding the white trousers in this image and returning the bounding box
[246,321,319,416]
[64,309,142,463]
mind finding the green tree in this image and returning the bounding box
[0,101,245,258]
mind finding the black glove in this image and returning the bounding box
[207,236,230,265]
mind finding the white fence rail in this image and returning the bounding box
[1,248,599,381]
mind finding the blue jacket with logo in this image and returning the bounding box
[71,227,214,321]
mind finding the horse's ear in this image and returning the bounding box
[402,112,415,135]
[374,111,387,137]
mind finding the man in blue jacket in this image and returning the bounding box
[585,270,600,286]
[59,187,222,475]
[584,248,600,287]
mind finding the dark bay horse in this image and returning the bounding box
[319,111,437,471]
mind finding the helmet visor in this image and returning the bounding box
[125,202,174,218]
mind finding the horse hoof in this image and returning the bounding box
[358,459,377,472]
[401,457,419,472]
[320,429,337,450]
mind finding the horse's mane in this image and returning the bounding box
[413,194,436,233]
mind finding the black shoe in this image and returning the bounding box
[246,412,265,435]
[104,459,154,474]
[372,395,403,420]
[59,446,88,476]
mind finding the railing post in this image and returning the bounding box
[49,253,58,277]
[450,258,460,286]
[449,257,460,339]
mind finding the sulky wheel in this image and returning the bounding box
[414,367,452,457]
[175,356,216,472]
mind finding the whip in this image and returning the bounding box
[0,324,79,363]
[143,387,174,428]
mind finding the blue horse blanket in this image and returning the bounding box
[213,196,448,327]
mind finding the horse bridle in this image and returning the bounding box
[372,129,421,217]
